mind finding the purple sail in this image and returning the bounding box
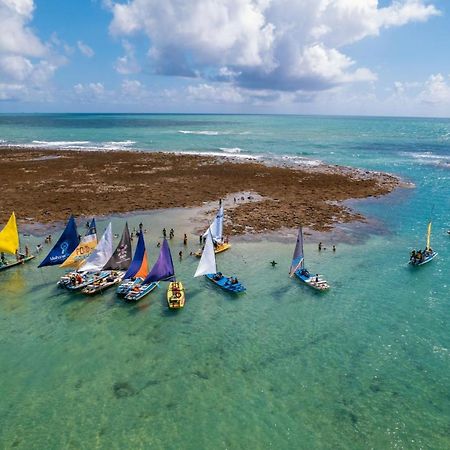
[143,238,175,284]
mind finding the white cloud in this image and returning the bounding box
[0,0,46,56]
[74,82,105,98]
[187,83,245,103]
[108,0,439,93]
[77,40,95,58]
[114,40,140,74]
[0,0,65,101]
[418,73,450,105]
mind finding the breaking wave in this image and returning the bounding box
[219,147,242,154]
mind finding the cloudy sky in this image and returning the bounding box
[0,0,449,116]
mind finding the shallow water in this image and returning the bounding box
[0,114,449,449]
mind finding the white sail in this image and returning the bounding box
[194,230,217,277]
[203,204,224,242]
[79,223,113,272]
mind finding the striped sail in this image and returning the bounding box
[123,231,149,279]
[290,227,304,276]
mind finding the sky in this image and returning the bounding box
[0,0,450,116]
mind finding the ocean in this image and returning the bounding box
[0,114,449,449]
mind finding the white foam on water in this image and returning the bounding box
[178,130,221,135]
[219,147,242,154]
[31,140,91,147]
[173,150,261,160]
[278,155,323,167]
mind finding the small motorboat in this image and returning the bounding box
[205,273,246,293]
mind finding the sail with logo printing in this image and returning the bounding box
[60,218,97,269]
[103,223,132,271]
[38,216,79,268]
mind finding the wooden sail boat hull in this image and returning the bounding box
[194,242,231,257]
[82,271,125,295]
[59,271,110,290]
[294,269,330,291]
[117,277,144,296]
[167,281,185,308]
[205,273,246,293]
[124,282,158,302]
[409,251,438,266]
[0,255,35,272]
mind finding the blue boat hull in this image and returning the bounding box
[117,277,144,296]
[294,269,329,291]
[124,282,158,302]
[409,251,438,266]
[205,274,246,293]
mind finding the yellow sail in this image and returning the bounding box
[60,234,97,269]
[426,221,432,250]
[0,212,20,255]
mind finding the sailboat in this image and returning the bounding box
[38,215,79,269]
[60,218,97,269]
[82,223,132,295]
[124,238,175,302]
[58,223,114,290]
[409,219,438,266]
[117,231,149,296]
[0,212,35,271]
[195,202,231,257]
[194,230,245,293]
[290,227,329,291]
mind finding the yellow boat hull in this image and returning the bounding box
[167,281,185,309]
[194,242,231,257]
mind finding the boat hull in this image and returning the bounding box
[59,271,109,290]
[167,281,185,308]
[294,269,330,291]
[195,242,231,257]
[409,251,438,266]
[205,273,246,293]
[0,255,35,272]
[82,271,124,295]
[124,282,158,302]
[117,277,144,296]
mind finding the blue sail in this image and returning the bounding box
[123,231,147,279]
[143,239,175,283]
[86,218,96,236]
[38,216,79,268]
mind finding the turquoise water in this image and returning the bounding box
[0,114,449,449]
